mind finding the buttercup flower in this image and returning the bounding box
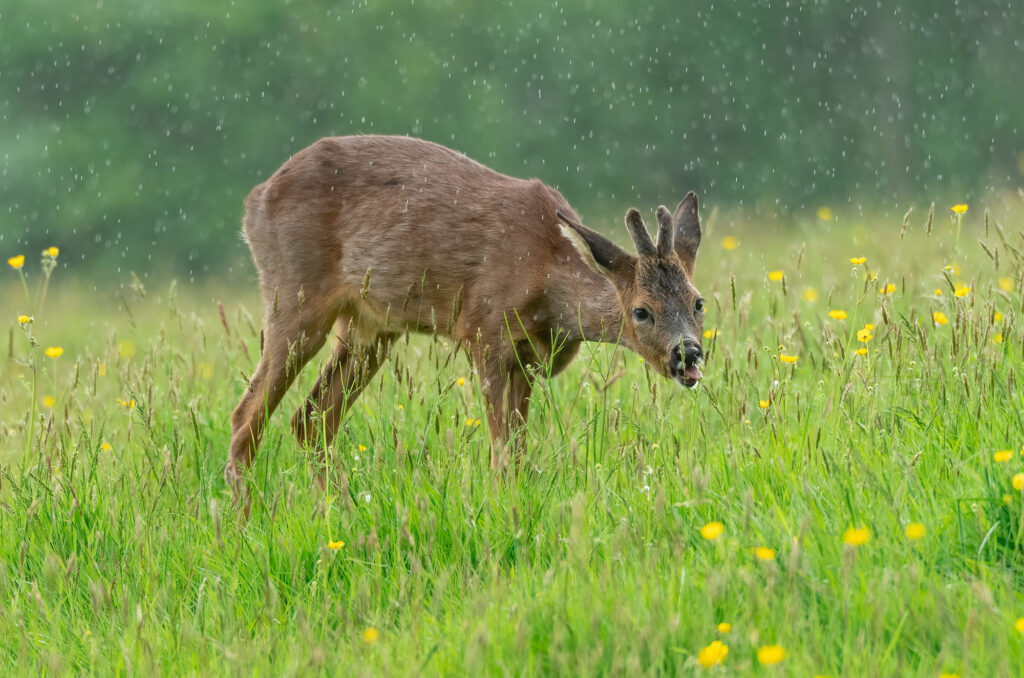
[704,329,718,339]
[7,255,24,269]
[757,645,786,665]
[700,521,724,541]
[18,314,30,324]
[816,207,833,221]
[828,310,847,320]
[994,450,1013,463]
[803,287,819,302]
[46,246,59,258]
[849,256,866,265]
[999,277,1014,292]
[1012,473,1024,491]
[843,526,870,546]
[327,540,345,550]
[45,346,63,358]
[42,395,56,408]
[879,283,896,295]
[759,400,770,409]
[697,640,729,668]
[857,328,873,343]
[854,347,868,356]
[721,236,738,250]
[933,311,948,326]
[950,204,968,214]
[717,622,731,633]
[363,627,379,643]
[779,354,798,364]
[457,377,465,386]
[768,270,784,282]
[754,546,777,561]
[905,523,926,540]
[953,285,970,297]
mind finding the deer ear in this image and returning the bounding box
[672,191,701,276]
[556,209,634,280]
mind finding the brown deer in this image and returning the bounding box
[226,135,704,502]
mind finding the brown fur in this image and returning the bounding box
[226,135,704,507]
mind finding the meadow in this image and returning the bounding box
[2,196,1024,676]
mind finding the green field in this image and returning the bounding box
[3,198,1024,676]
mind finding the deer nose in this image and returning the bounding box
[670,341,703,370]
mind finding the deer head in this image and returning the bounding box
[557,192,704,388]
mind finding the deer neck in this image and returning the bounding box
[564,271,628,347]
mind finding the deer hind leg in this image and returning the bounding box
[475,345,534,471]
[226,299,336,508]
[291,324,396,474]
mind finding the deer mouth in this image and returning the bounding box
[670,363,702,389]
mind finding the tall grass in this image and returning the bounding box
[2,197,1024,676]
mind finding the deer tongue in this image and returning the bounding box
[683,364,702,382]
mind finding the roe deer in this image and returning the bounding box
[226,135,704,502]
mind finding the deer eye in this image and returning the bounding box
[695,298,705,312]
[632,307,651,322]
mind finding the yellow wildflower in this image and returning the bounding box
[704,329,718,339]
[995,450,1013,463]
[717,622,731,633]
[697,640,729,668]
[754,546,777,561]
[700,521,724,541]
[854,347,868,356]
[119,340,136,358]
[803,287,819,302]
[994,333,1004,344]
[327,540,345,550]
[363,627,379,643]
[994,311,1003,323]
[101,442,112,452]
[45,346,63,358]
[7,255,24,269]
[1014,473,1024,491]
[950,204,968,214]
[779,354,798,364]
[857,328,873,343]
[933,311,948,326]
[759,399,770,410]
[879,283,896,295]
[849,256,866,265]
[358,444,367,452]
[457,377,465,386]
[465,418,481,427]
[721,236,739,250]
[934,288,943,297]
[999,277,1014,292]
[42,395,56,408]
[843,526,870,546]
[768,270,784,282]
[816,207,833,221]
[18,314,30,324]
[863,323,875,330]
[828,309,847,320]
[756,645,786,665]
[1016,617,1024,633]
[905,523,926,540]
[46,246,59,258]
[953,285,970,297]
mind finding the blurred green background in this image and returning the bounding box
[2,0,1022,279]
